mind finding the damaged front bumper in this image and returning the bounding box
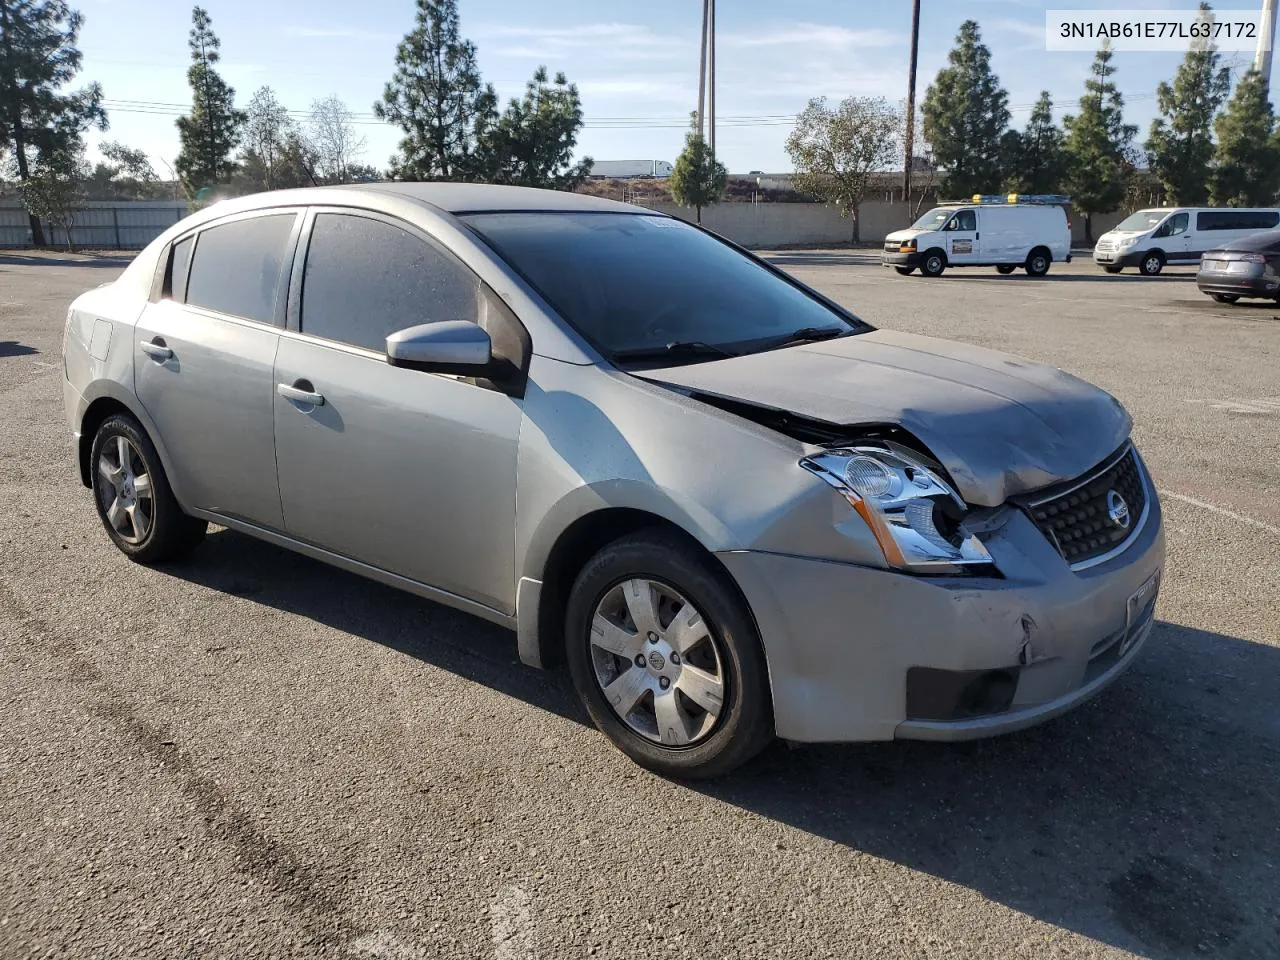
[717,495,1165,743]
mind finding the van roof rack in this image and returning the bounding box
[943,194,1072,206]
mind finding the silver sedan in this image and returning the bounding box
[63,184,1164,777]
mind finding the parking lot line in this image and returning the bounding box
[1162,491,1280,537]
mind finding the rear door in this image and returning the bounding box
[944,208,980,264]
[272,209,523,612]
[134,210,301,528]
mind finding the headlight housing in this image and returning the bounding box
[898,238,917,252]
[1118,235,1141,249]
[800,443,995,575]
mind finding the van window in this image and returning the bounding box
[185,214,297,324]
[1154,212,1189,237]
[1114,210,1168,232]
[1196,210,1280,231]
[947,210,976,231]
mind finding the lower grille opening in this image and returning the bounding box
[906,667,1019,722]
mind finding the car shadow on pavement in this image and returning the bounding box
[158,527,590,727]
[0,340,39,357]
[157,533,1278,958]
[763,252,883,267]
[938,272,1197,283]
[699,619,1280,959]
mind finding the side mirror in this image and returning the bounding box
[386,321,494,376]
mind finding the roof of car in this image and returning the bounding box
[337,182,640,214]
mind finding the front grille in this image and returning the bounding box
[1095,241,1114,253]
[1024,447,1147,567]
[884,241,900,252]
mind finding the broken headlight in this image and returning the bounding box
[800,443,994,574]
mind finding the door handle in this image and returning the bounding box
[975,232,980,240]
[277,381,325,406]
[140,338,173,362]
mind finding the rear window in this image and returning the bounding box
[1196,211,1279,231]
[1221,229,1280,251]
[166,236,193,300]
[185,214,297,324]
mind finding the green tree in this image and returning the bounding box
[1063,44,1137,242]
[479,67,590,189]
[85,140,158,199]
[785,95,902,242]
[1145,3,1230,204]
[0,0,106,245]
[921,20,1009,198]
[1001,92,1068,195]
[375,0,496,181]
[175,7,245,198]
[1209,69,1280,205]
[669,117,726,223]
[21,143,87,249]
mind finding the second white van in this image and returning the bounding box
[883,197,1071,278]
[1093,207,1280,275]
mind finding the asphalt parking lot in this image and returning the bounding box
[1,251,1277,959]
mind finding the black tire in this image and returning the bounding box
[565,531,773,779]
[1211,293,1239,304]
[90,413,207,563]
[1024,248,1051,276]
[894,266,915,276]
[1104,265,1123,274]
[996,265,1017,275]
[919,249,946,277]
[1138,251,1164,276]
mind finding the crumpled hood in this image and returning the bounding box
[642,330,1131,506]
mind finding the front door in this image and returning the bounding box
[1155,211,1192,261]
[272,211,522,613]
[133,211,299,528]
[945,208,980,264]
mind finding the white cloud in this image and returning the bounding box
[283,26,398,42]
[724,23,903,50]
[476,22,687,58]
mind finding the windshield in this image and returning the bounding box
[910,207,955,230]
[463,212,865,363]
[1113,210,1168,232]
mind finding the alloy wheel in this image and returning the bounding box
[589,578,726,747]
[97,434,154,544]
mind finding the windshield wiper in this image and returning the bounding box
[768,326,849,349]
[611,341,737,364]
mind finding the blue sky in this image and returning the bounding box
[76,0,1277,175]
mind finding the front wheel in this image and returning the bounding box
[894,266,915,276]
[90,413,207,563]
[1139,252,1164,276]
[565,531,773,779]
[919,250,946,277]
[1211,293,1239,304]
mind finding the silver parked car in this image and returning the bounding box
[64,185,1165,778]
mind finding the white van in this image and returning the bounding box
[882,196,1072,278]
[1093,207,1280,275]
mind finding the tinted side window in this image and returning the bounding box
[186,214,296,323]
[1167,212,1188,234]
[167,236,193,300]
[300,213,478,352]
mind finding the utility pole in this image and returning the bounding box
[1257,0,1277,92]
[697,0,709,137]
[709,0,716,166]
[902,0,921,206]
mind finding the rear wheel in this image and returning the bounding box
[894,266,915,276]
[90,413,206,563]
[1211,293,1239,303]
[996,265,1017,275]
[919,250,946,277]
[1024,249,1051,276]
[565,531,773,779]
[1139,252,1165,276]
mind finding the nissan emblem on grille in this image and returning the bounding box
[1107,490,1130,529]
